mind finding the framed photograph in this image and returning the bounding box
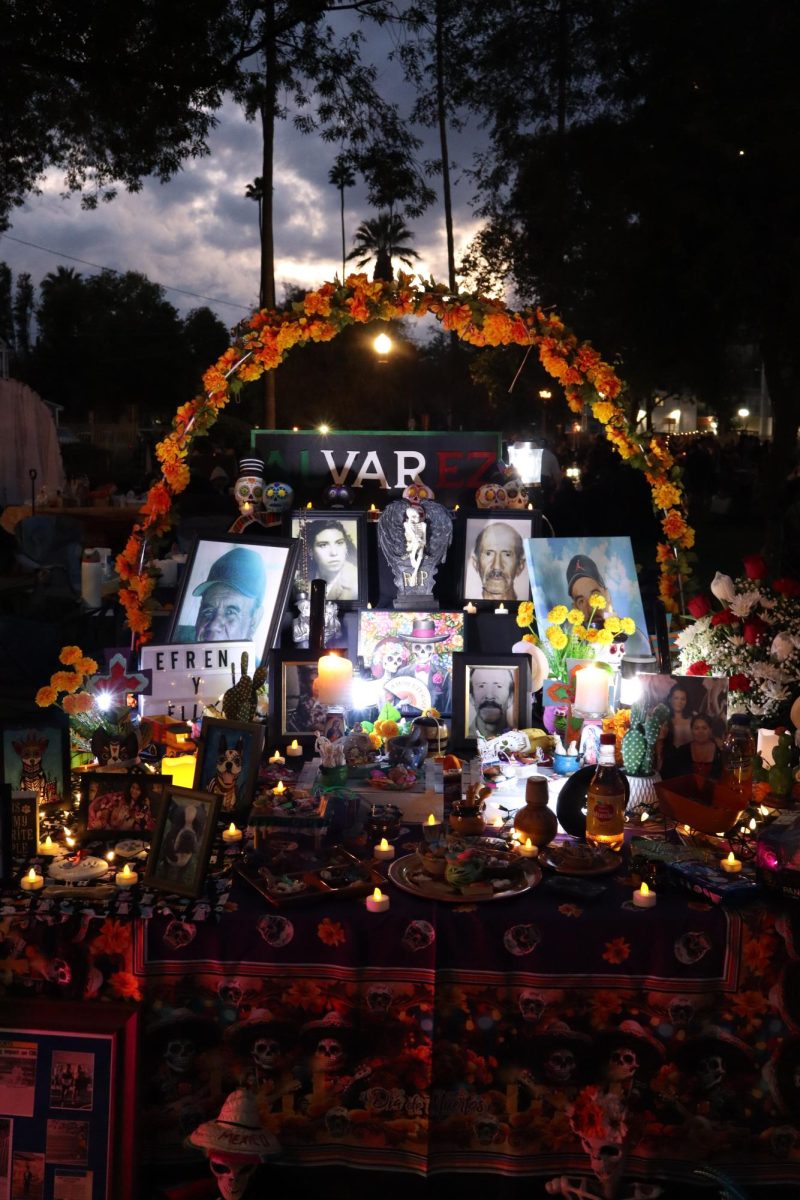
[143,786,221,898]
[357,610,464,716]
[633,673,729,781]
[167,534,298,661]
[0,998,138,1200]
[524,535,652,658]
[287,510,367,608]
[0,784,12,883]
[192,718,265,822]
[268,651,327,751]
[451,653,531,747]
[462,513,535,604]
[0,711,70,807]
[76,773,165,842]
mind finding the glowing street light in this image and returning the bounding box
[373,333,392,362]
[737,407,750,418]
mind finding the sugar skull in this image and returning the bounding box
[503,923,542,957]
[402,920,436,952]
[503,477,528,508]
[475,482,508,509]
[235,472,264,516]
[257,914,295,948]
[402,480,434,504]
[263,481,294,512]
[163,920,197,951]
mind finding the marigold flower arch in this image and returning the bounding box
[116,273,694,644]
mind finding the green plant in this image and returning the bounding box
[622,703,668,776]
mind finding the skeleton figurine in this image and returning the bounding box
[546,1086,645,1200]
[187,1088,279,1200]
[377,497,453,609]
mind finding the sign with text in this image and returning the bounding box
[250,430,502,504]
[11,790,39,860]
[138,641,257,718]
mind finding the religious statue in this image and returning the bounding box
[377,498,453,610]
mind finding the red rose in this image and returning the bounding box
[773,577,800,597]
[687,594,712,619]
[711,609,735,627]
[686,661,710,676]
[743,617,768,645]
[728,673,750,692]
[742,554,767,580]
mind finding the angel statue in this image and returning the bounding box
[377,498,453,610]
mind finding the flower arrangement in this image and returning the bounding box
[110,274,692,647]
[678,556,800,718]
[35,645,144,762]
[519,600,635,684]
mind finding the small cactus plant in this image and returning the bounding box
[622,703,669,776]
[222,652,267,723]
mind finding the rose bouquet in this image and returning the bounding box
[677,555,800,719]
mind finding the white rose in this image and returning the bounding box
[771,632,794,662]
[710,572,736,605]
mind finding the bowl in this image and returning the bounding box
[553,752,582,776]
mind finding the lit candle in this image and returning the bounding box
[286,739,303,758]
[633,881,657,908]
[491,814,504,829]
[373,837,395,862]
[316,652,354,706]
[269,750,285,765]
[64,832,76,850]
[427,813,438,827]
[161,754,197,788]
[757,728,781,767]
[21,867,44,892]
[222,822,243,844]
[721,851,742,874]
[105,850,116,864]
[463,602,477,614]
[37,835,60,857]
[518,838,539,858]
[573,663,611,715]
[241,501,254,516]
[115,863,138,889]
[366,886,390,913]
[368,503,380,522]
[494,602,509,615]
[273,780,287,797]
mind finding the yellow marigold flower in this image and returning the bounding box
[652,481,682,510]
[571,626,587,641]
[516,601,535,628]
[592,400,617,425]
[604,616,621,635]
[368,731,383,749]
[661,509,687,541]
[620,617,635,635]
[589,593,607,609]
[59,645,83,666]
[585,627,599,644]
[377,719,399,740]
[566,609,584,626]
[522,633,537,644]
[546,626,568,651]
[547,605,568,624]
[35,686,58,707]
[596,628,614,645]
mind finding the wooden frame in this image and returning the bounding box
[461,511,537,605]
[0,998,139,1200]
[76,772,165,842]
[268,650,326,753]
[167,533,298,662]
[143,785,221,899]
[450,653,531,748]
[0,710,71,809]
[191,717,265,824]
[286,509,368,609]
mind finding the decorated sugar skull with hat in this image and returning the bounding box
[192,547,266,642]
[187,1088,280,1199]
[235,457,265,517]
[399,615,451,668]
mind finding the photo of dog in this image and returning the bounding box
[204,735,244,813]
[1,714,69,806]
[12,730,49,794]
[144,787,221,899]
[193,719,265,826]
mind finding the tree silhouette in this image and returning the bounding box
[347,213,420,282]
[329,159,356,282]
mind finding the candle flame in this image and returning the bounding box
[640,882,650,896]
[106,850,115,862]
[749,817,757,831]
[27,868,36,881]
[493,815,503,827]
[727,852,735,864]
[290,740,299,749]
[228,822,236,834]
[122,864,132,877]
[525,838,533,849]
[44,835,53,847]
[275,781,285,794]
[427,813,436,825]
[373,887,383,901]
[379,838,389,851]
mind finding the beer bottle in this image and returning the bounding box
[586,732,626,852]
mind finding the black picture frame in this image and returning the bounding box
[143,785,221,898]
[461,511,537,605]
[76,772,165,842]
[0,710,71,808]
[450,653,531,747]
[0,783,11,882]
[166,533,299,662]
[192,717,265,823]
[285,510,368,609]
[268,649,327,752]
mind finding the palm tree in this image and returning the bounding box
[329,160,356,282]
[347,213,419,283]
[245,176,264,241]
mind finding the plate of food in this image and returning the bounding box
[543,841,621,876]
[388,842,541,903]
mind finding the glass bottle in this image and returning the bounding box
[720,715,755,799]
[586,732,626,852]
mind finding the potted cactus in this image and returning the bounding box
[621,702,669,816]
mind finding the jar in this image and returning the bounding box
[448,798,486,838]
[513,776,558,848]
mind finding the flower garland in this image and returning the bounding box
[113,274,694,644]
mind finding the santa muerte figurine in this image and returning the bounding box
[187,1088,280,1199]
[376,486,452,610]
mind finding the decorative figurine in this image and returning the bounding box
[234,457,265,518]
[222,652,267,723]
[377,497,453,610]
[292,595,342,648]
[187,1087,279,1199]
[769,731,793,799]
[262,481,294,512]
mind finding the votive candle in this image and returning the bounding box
[374,838,395,862]
[366,887,390,913]
[633,881,657,908]
[38,835,60,857]
[115,863,138,888]
[286,739,303,757]
[721,851,742,874]
[222,822,243,844]
[518,838,539,858]
[21,867,44,892]
[269,750,285,765]
[573,663,611,715]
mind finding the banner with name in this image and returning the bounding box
[138,641,257,718]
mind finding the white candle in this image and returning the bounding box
[286,740,303,757]
[494,602,509,615]
[757,728,780,767]
[573,663,611,715]
[374,838,395,862]
[633,881,657,908]
[366,887,390,913]
[269,750,286,765]
[222,822,243,844]
[463,602,477,614]
[241,501,254,516]
[518,838,539,858]
[115,863,138,888]
[161,754,197,788]
[316,653,353,706]
[37,835,61,857]
[721,851,742,874]
[21,868,44,892]
[273,780,288,798]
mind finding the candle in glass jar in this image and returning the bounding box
[286,739,303,757]
[316,653,353,706]
[21,867,44,892]
[222,822,243,844]
[573,663,610,715]
[115,863,138,888]
[366,887,390,912]
[373,837,395,861]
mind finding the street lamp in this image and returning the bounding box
[373,333,392,363]
[737,406,750,431]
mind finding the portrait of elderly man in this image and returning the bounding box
[466,519,530,602]
[468,665,518,738]
[175,545,266,643]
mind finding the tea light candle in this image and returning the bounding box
[374,837,395,862]
[286,739,303,758]
[241,501,254,516]
[269,750,285,765]
[573,663,611,715]
[222,822,243,844]
[37,835,61,857]
[494,602,509,615]
[518,838,539,858]
[21,867,44,892]
[463,602,477,615]
[721,851,742,874]
[368,503,380,522]
[366,886,390,913]
[273,780,287,798]
[633,881,657,908]
[115,863,138,888]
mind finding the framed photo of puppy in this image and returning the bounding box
[76,772,165,841]
[192,718,265,823]
[0,711,70,807]
[450,653,531,749]
[143,786,221,898]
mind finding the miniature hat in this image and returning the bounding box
[399,616,450,643]
[193,546,266,601]
[187,1088,280,1161]
[299,1010,354,1045]
[238,457,265,477]
[566,554,605,595]
[224,1015,298,1057]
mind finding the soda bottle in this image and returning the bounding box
[720,715,755,799]
[586,732,626,852]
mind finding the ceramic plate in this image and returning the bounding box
[543,843,621,876]
[388,852,541,903]
[114,839,149,858]
[48,855,110,882]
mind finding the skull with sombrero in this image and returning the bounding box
[187,1088,279,1199]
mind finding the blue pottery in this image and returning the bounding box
[553,752,582,776]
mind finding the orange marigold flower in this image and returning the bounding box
[482,312,514,344]
[304,289,332,317]
[76,656,98,676]
[59,645,83,666]
[558,904,583,918]
[652,481,683,510]
[92,919,131,957]
[602,937,631,964]
[143,482,172,517]
[51,671,82,694]
[661,509,688,541]
[63,692,94,714]
[655,542,673,564]
[35,686,58,707]
[108,971,142,1001]
[317,918,346,947]
[592,400,617,425]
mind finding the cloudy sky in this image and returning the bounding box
[0,29,487,333]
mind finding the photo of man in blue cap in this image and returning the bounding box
[177,546,266,642]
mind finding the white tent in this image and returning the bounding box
[0,378,65,506]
